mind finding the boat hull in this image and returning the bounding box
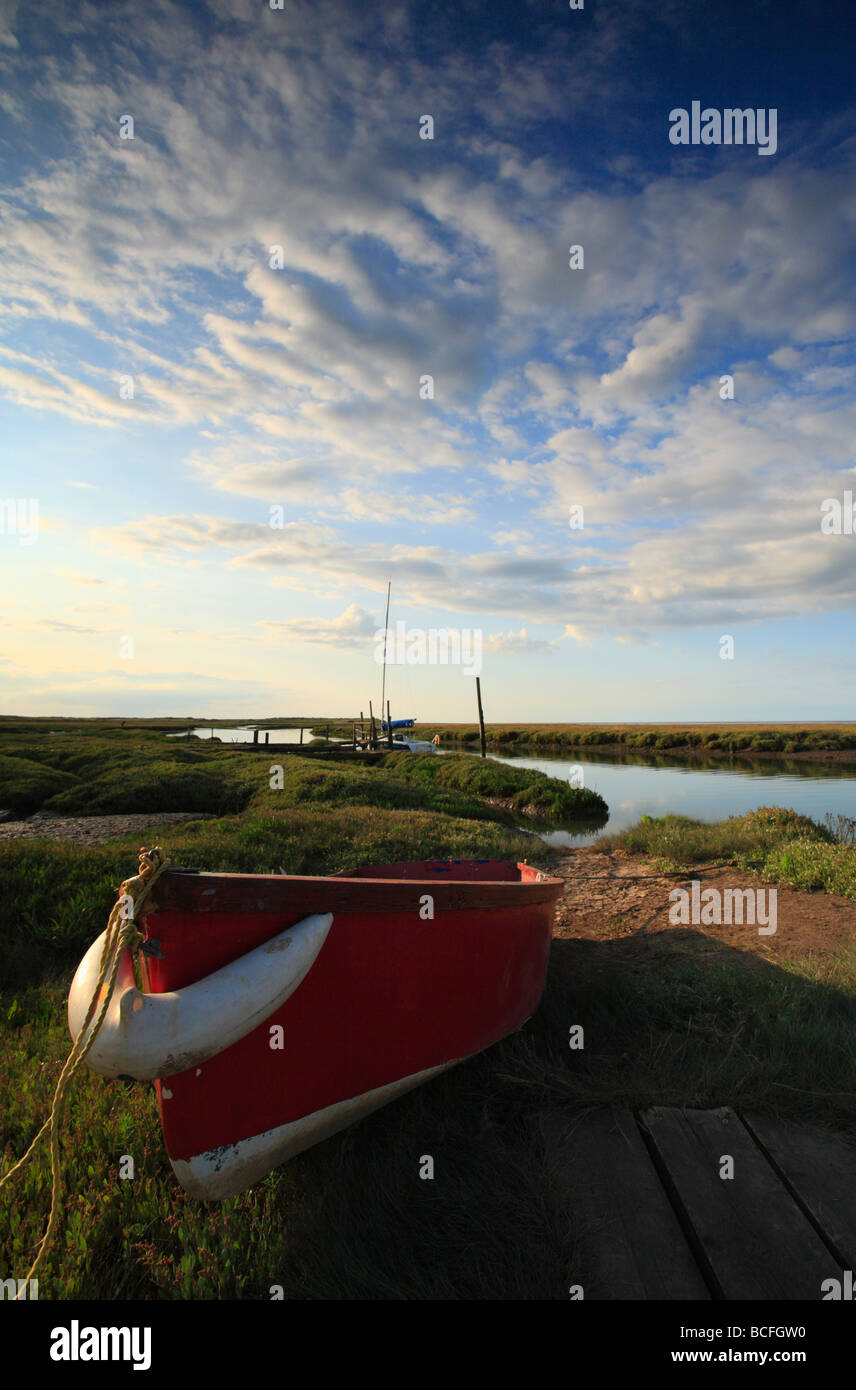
[136,860,563,1198]
[170,1061,456,1199]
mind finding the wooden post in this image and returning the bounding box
[299,726,304,745]
[369,701,377,749]
[253,728,259,746]
[387,701,393,749]
[476,677,486,758]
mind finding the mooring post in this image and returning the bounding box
[387,700,393,749]
[476,677,486,758]
[253,728,259,746]
[299,726,304,745]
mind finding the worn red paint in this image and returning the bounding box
[139,860,563,1163]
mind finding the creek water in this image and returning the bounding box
[477,748,856,848]
[168,726,317,743]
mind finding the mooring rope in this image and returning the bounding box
[0,845,170,1297]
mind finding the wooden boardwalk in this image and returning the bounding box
[540,1106,856,1300]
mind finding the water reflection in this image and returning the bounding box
[477,748,856,849]
[168,726,314,744]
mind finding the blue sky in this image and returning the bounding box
[1,0,854,720]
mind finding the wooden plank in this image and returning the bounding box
[540,1108,710,1299]
[742,1112,856,1269]
[640,1106,843,1300]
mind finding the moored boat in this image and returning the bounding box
[68,859,563,1199]
[354,717,440,752]
[381,716,440,752]
[389,730,440,752]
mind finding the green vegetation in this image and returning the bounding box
[377,749,606,824]
[413,722,856,757]
[2,724,856,1299]
[600,806,856,900]
[531,937,856,1136]
[0,724,602,824]
[0,730,256,818]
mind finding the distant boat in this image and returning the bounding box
[355,716,440,753]
[68,859,563,1199]
[378,718,440,752]
[389,730,440,752]
[354,722,439,756]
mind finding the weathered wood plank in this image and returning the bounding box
[640,1106,843,1300]
[742,1113,856,1270]
[540,1108,710,1299]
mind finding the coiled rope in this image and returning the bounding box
[0,845,170,1297]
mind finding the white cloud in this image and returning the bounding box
[0,0,19,49]
[485,628,555,655]
[257,603,377,648]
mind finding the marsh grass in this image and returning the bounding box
[411,722,856,756]
[521,938,856,1134]
[376,749,607,823]
[0,725,604,824]
[599,806,856,900]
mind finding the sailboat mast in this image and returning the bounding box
[379,580,391,731]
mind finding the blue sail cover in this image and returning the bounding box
[381,718,416,731]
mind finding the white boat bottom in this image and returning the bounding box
[170,1059,460,1199]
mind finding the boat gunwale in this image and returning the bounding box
[142,862,564,916]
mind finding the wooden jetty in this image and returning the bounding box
[540,1106,856,1300]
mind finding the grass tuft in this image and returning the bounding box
[598,805,856,899]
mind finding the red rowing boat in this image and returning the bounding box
[69,859,563,1199]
